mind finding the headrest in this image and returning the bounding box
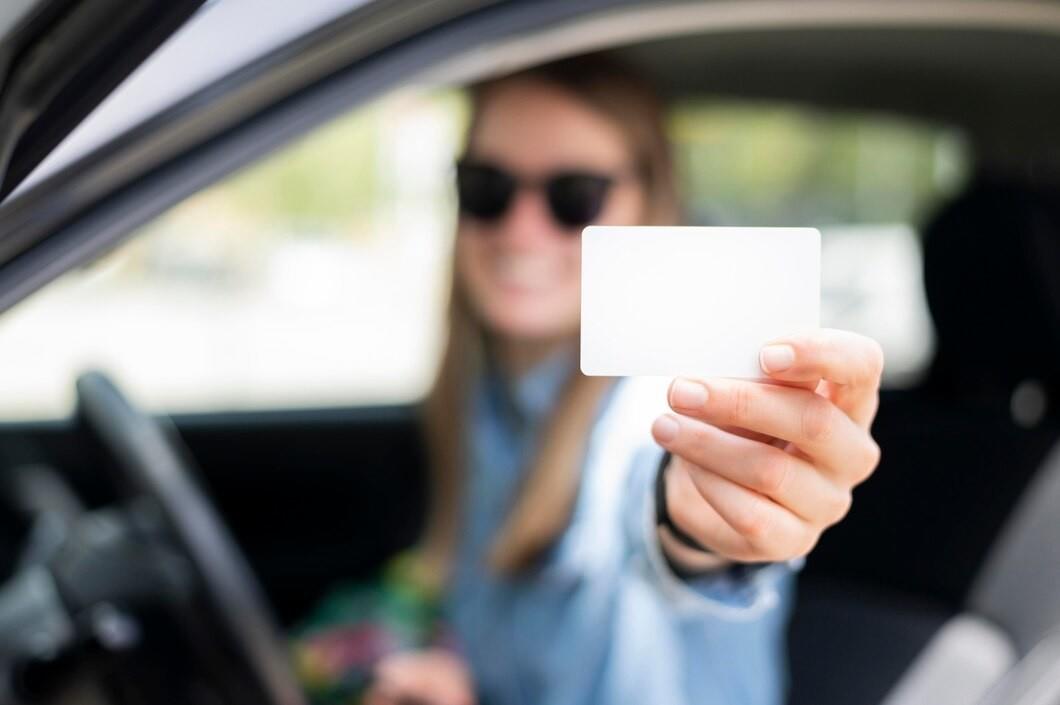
[921,176,1060,409]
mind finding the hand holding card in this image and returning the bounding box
[580,226,884,567]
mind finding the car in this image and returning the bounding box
[0,1,1058,704]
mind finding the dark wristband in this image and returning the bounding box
[655,451,774,581]
[654,451,714,554]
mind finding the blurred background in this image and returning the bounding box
[0,86,965,418]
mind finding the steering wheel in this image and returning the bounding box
[75,371,305,705]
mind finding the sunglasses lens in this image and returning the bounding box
[456,162,515,221]
[547,174,612,228]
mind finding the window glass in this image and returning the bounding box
[672,100,969,386]
[0,91,968,420]
[0,90,467,419]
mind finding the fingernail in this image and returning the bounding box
[760,344,795,373]
[670,378,707,409]
[652,415,679,443]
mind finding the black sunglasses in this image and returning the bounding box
[455,159,630,230]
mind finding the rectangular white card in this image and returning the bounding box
[580,226,820,379]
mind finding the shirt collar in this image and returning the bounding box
[485,344,578,427]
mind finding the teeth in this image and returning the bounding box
[493,254,559,289]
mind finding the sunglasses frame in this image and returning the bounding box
[454,158,636,230]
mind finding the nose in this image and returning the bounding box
[496,187,563,246]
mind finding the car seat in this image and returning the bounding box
[787,174,1060,705]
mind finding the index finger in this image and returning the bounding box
[758,328,884,426]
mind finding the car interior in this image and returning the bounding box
[0,1,1058,704]
[790,171,1060,704]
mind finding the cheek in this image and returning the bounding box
[519,241,582,329]
[556,242,582,295]
[599,184,648,225]
[454,227,484,281]
[539,243,582,313]
[453,232,583,340]
[514,244,582,337]
[454,224,500,294]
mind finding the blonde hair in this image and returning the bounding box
[419,54,679,580]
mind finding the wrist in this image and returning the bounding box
[657,525,731,574]
[654,451,730,576]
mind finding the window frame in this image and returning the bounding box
[3,0,1059,314]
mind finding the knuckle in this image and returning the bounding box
[727,384,756,425]
[865,390,881,420]
[852,339,885,385]
[795,531,821,559]
[866,438,882,469]
[825,489,854,525]
[800,330,825,352]
[854,439,882,483]
[807,331,833,362]
[752,453,792,497]
[734,502,774,544]
[801,395,837,443]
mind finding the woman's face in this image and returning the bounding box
[455,79,646,344]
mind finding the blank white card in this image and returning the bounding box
[580,226,820,379]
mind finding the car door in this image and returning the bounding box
[0,0,204,200]
[0,0,630,637]
[0,0,607,628]
[0,0,454,628]
[0,83,448,624]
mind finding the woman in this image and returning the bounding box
[366,54,883,705]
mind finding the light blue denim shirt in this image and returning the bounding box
[445,349,796,705]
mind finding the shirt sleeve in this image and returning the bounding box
[538,379,795,704]
[623,444,801,620]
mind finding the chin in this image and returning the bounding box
[482,303,579,343]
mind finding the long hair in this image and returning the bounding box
[419,53,680,580]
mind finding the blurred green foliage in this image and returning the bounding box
[671,100,968,228]
[212,90,469,236]
[223,106,382,227]
[141,91,966,246]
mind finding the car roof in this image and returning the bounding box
[426,1,1060,159]
[20,0,1060,195]
[15,0,371,195]
[621,22,1060,149]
